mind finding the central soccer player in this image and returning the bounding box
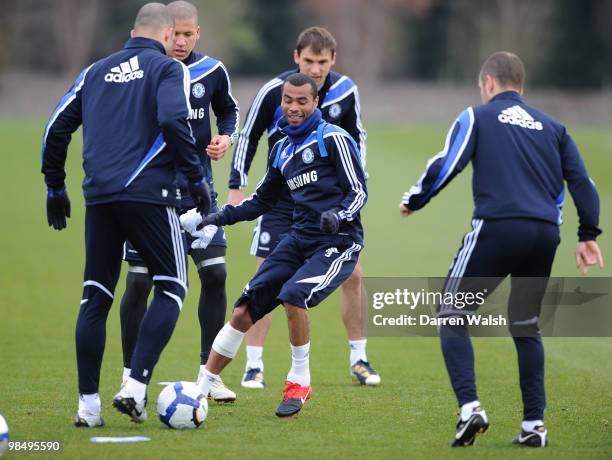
[185,73,368,417]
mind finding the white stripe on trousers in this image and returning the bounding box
[304,243,362,307]
[250,216,263,256]
[166,207,186,284]
[441,218,484,312]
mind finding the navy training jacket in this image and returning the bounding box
[176,51,239,208]
[42,37,203,206]
[402,91,601,241]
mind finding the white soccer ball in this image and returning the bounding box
[0,414,8,457]
[157,381,208,429]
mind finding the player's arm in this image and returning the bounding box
[400,108,477,214]
[228,79,280,192]
[207,62,239,160]
[42,66,90,189]
[201,161,284,227]
[41,65,90,229]
[560,130,604,273]
[320,133,368,234]
[341,87,368,169]
[157,61,209,212]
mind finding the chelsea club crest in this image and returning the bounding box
[192,83,206,98]
[329,103,342,119]
[302,148,315,164]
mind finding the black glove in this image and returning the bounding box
[320,209,341,234]
[46,186,71,230]
[199,211,224,229]
[188,179,212,215]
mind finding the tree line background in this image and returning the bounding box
[0,0,610,89]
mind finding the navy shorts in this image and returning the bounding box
[250,212,292,258]
[124,204,226,265]
[236,232,362,323]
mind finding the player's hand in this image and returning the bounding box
[188,179,212,215]
[227,188,245,206]
[179,207,203,234]
[46,186,71,230]
[206,135,231,161]
[399,202,413,217]
[575,240,604,275]
[200,211,225,228]
[190,224,218,250]
[320,209,340,234]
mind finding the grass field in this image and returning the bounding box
[0,119,611,459]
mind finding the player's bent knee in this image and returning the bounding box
[152,278,187,310]
[198,262,226,286]
[81,282,114,313]
[508,321,540,338]
[230,305,253,331]
[126,270,153,296]
[212,322,245,359]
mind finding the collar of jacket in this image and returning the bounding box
[279,108,323,145]
[124,37,167,55]
[490,90,523,103]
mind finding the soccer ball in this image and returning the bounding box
[157,382,208,429]
[0,414,8,457]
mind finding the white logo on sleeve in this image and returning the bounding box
[498,105,543,130]
[325,247,339,258]
[104,56,144,83]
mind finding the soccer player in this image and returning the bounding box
[41,3,211,426]
[186,73,368,417]
[118,0,239,403]
[400,51,604,447]
[228,26,380,389]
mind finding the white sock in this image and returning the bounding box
[124,377,147,403]
[522,420,544,431]
[79,393,100,415]
[286,343,310,387]
[460,400,481,421]
[246,345,264,371]
[198,368,219,395]
[122,367,131,383]
[349,339,367,366]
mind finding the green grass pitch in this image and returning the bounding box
[0,119,610,459]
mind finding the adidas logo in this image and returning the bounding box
[498,105,543,130]
[104,56,144,83]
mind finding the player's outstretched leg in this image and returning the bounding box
[276,304,312,417]
[193,246,236,402]
[197,305,251,397]
[342,261,381,386]
[242,256,269,389]
[113,278,185,423]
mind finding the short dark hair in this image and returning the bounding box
[283,73,318,98]
[167,0,198,22]
[296,26,336,55]
[479,51,525,89]
[133,3,173,31]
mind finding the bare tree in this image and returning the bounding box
[53,0,100,77]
